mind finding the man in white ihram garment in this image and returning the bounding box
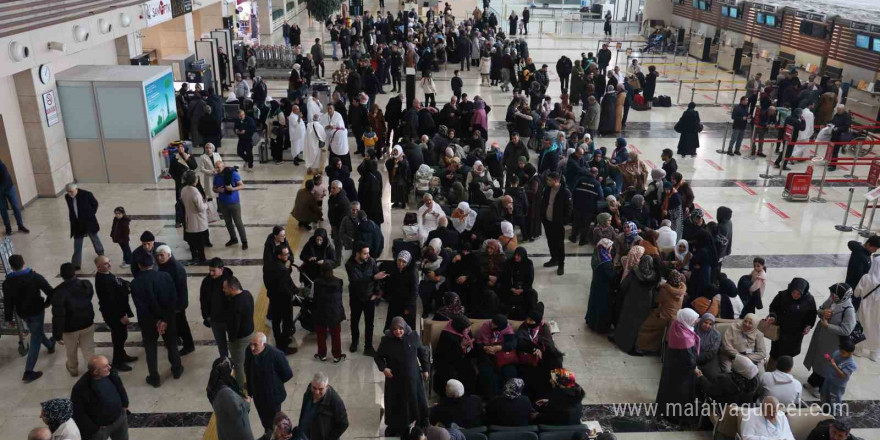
[319,105,350,170]
[307,92,323,123]
[288,107,306,165]
[304,118,325,174]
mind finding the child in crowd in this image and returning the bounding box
[110,207,132,268]
[821,340,857,415]
[362,130,378,155]
[741,257,767,315]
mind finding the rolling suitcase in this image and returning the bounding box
[258,138,269,164]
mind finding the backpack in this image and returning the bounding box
[653,95,672,107]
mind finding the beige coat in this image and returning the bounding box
[51,419,82,440]
[199,152,221,193]
[721,323,767,371]
[181,185,209,233]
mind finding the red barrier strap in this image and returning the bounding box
[851,111,880,125]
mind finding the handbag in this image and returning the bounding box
[518,352,541,367]
[206,199,220,223]
[846,284,879,345]
[494,350,519,368]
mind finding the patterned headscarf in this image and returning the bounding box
[40,398,73,432]
[622,245,645,280]
[690,208,704,222]
[502,378,525,399]
[597,238,614,263]
[667,270,683,287]
[830,282,853,304]
[397,250,412,265]
[624,221,640,245]
[596,212,612,227]
[551,368,577,388]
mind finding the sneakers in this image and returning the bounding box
[315,353,327,361]
[120,263,130,269]
[22,371,43,383]
[334,354,347,363]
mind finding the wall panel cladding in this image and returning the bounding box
[828,25,880,73]
[780,16,830,57]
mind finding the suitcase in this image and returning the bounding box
[258,138,269,164]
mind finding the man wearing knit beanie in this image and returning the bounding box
[130,231,165,278]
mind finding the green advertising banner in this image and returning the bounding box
[145,72,177,137]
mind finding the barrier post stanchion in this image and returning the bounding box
[860,200,879,237]
[810,157,828,203]
[855,198,871,232]
[715,80,721,104]
[677,80,683,105]
[745,123,758,160]
[717,122,730,155]
[690,87,695,104]
[835,188,855,231]
[759,150,781,179]
[844,140,861,179]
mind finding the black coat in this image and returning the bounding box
[358,164,385,225]
[540,185,572,224]
[65,189,100,237]
[845,240,871,289]
[433,329,477,395]
[263,260,297,319]
[263,235,293,267]
[429,395,483,428]
[768,283,817,358]
[426,226,459,251]
[51,279,95,339]
[675,109,702,156]
[328,192,351,228]
[656,344,698,422]
[158,257,188,310]
[299,385,349,440]
[3,269,53,321]
[227,291,255,340]
[374,327,430,430]
[131,269,177,323]
[385,262,418,308]
[200,268,233,323]
[245,344,293,406]
[312,276,345,326]
[534,385,585,425]
[94,272,134,325]
[71,370,129,439]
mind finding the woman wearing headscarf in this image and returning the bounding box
[481,239,507,293]
[299,228,335,284]
[467,161,497,201]
[687,229,716,305]
[429,379,484,428]
[474,315,518,396]
[570,60,585,106]
[638,229,661,258]
[621,194,651,230]
[180,170,209,263]
[386,145,412,209]
[497,221,518,252]
[534,368,586,425]
[655,309,700,423]
[369,103,388,155]
[586,238,616,333]
[516,303,563,399]
[673,239,692,272]
[486,378,534,426]
[41,398,80,440]
[675,102,702,157]
[385,251,419,330]
[670,172,694,217]
[611,151,648,191]
[591,212,617,245]
[435,291,466,321]
[451,202,480,247]
[662,181,684,239]
[696,354,763,405]
[614,224,642,272]
[720,313,768,373]
[695,313,723,378]
[767,278,817,370]
[207,357,253,440]
[637,270,687,352]
[501,247,538,320]
[524,164,543,240]
[312,262,346,362]
[358,159,385,224]
[375,317,430,437]
[613,255,660,355]
[804,283,857,391]
[598,85,618,135]
[326,156,358,202]
[854,255,880,361]
[434,315,477,395]
[472,99,489,139]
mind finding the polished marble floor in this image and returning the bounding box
[2,2,880,440]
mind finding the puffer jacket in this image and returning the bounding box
[51,279,95,339]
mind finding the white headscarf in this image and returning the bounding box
[501,221,514,238]
[676,309,700,331]
[392,145,404,157]
[445,379,465,398]
[452,202,477,232]
[732,354,759,380]
[473,160,486,176]
[674,239,689,262]
[429,238,442,254]
[869,254,880,285]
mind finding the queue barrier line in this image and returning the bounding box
[851,111,880,125]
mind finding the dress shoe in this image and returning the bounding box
[18,226,30,233]
[734,151,741,156]
[242,242,249,250]
[47,344,55,354]
[726,151,734,156]
[364,346,377,356]
[284,347,298,355]
[22,371,43,383]
[349,340,359,353]
[543,259,559,267]
[146,376,161,388]
[557,265,565,276]
[225,239,239,247]
[113,363,133,372]
[757,153,767,157]
[123,354,139,363]
[179,346,195,356]
[172,366,184,379]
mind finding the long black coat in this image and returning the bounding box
[656,344,698,422]
[244,344,293,407]
[65,189,100,237]
[598,92,618,135]
[675,109,702,156]
[768,287,817,358]
[429,395,483,428]
[614,270,659,352]
[263,260,296,319]
[374,327,430,431]
[433,329,477,395]
[312,276,345,327]
[358,162,385,225]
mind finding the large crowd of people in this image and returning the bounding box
[3,2,874,440]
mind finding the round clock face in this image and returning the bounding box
[39,65,51,84]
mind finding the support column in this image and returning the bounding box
[257,0,273,43]
[13,68,73,196]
